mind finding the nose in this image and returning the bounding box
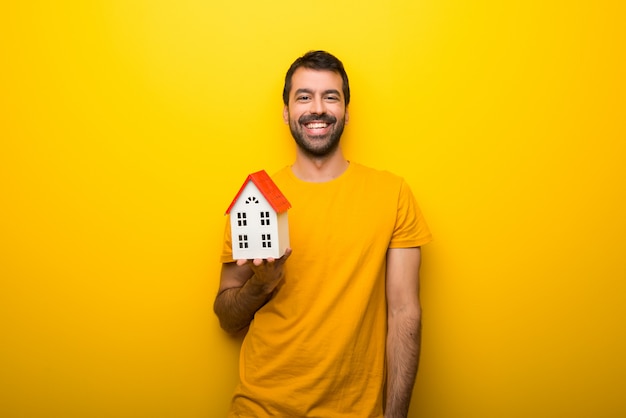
[309,96,326,115]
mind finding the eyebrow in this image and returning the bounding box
[294,88,342,97]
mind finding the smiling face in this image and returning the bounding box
[283,68,349,158]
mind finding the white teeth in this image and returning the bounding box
[305,123,328,129]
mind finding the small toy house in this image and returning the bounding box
[225,170,291,260]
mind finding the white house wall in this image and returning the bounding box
[276,212,290,256]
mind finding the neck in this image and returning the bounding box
[291,147,349,182]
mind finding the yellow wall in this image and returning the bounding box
[1,1,624,417]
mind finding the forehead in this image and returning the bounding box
[289,68,344,95]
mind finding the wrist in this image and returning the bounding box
[245,275,276,297]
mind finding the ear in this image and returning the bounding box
[345,107,350,124]
[283,106,289,124]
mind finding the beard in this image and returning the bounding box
[288,113,346,158]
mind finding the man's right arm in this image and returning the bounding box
[213,249,291,334]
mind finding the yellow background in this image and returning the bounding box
[1,1,624,417]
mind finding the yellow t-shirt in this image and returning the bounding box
[221,162,432,417]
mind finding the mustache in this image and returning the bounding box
[298,114,337,125]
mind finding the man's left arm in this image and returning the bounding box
[385,247,422,418]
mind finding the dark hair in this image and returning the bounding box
[282,50,350,106]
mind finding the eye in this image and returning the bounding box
[296,95,311,102]
[325,95,340,102]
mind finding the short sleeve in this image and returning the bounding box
[389,179,432,248]
[220,216,235,263]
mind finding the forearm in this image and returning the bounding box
[385,310,422,418]
[213,276,273,334]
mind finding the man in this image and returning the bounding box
[214,50,432,418]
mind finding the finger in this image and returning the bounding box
[236,259,248,266]
[280,248,293,261]
[271,249,291,267]
[252,258,264,266]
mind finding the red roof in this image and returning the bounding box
[225,170,291,214]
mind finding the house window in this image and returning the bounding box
[238,235,248,249]
[237,212,247,226]
[260,211,270,226]
[262,234,272,248]
[246,196,259,204]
